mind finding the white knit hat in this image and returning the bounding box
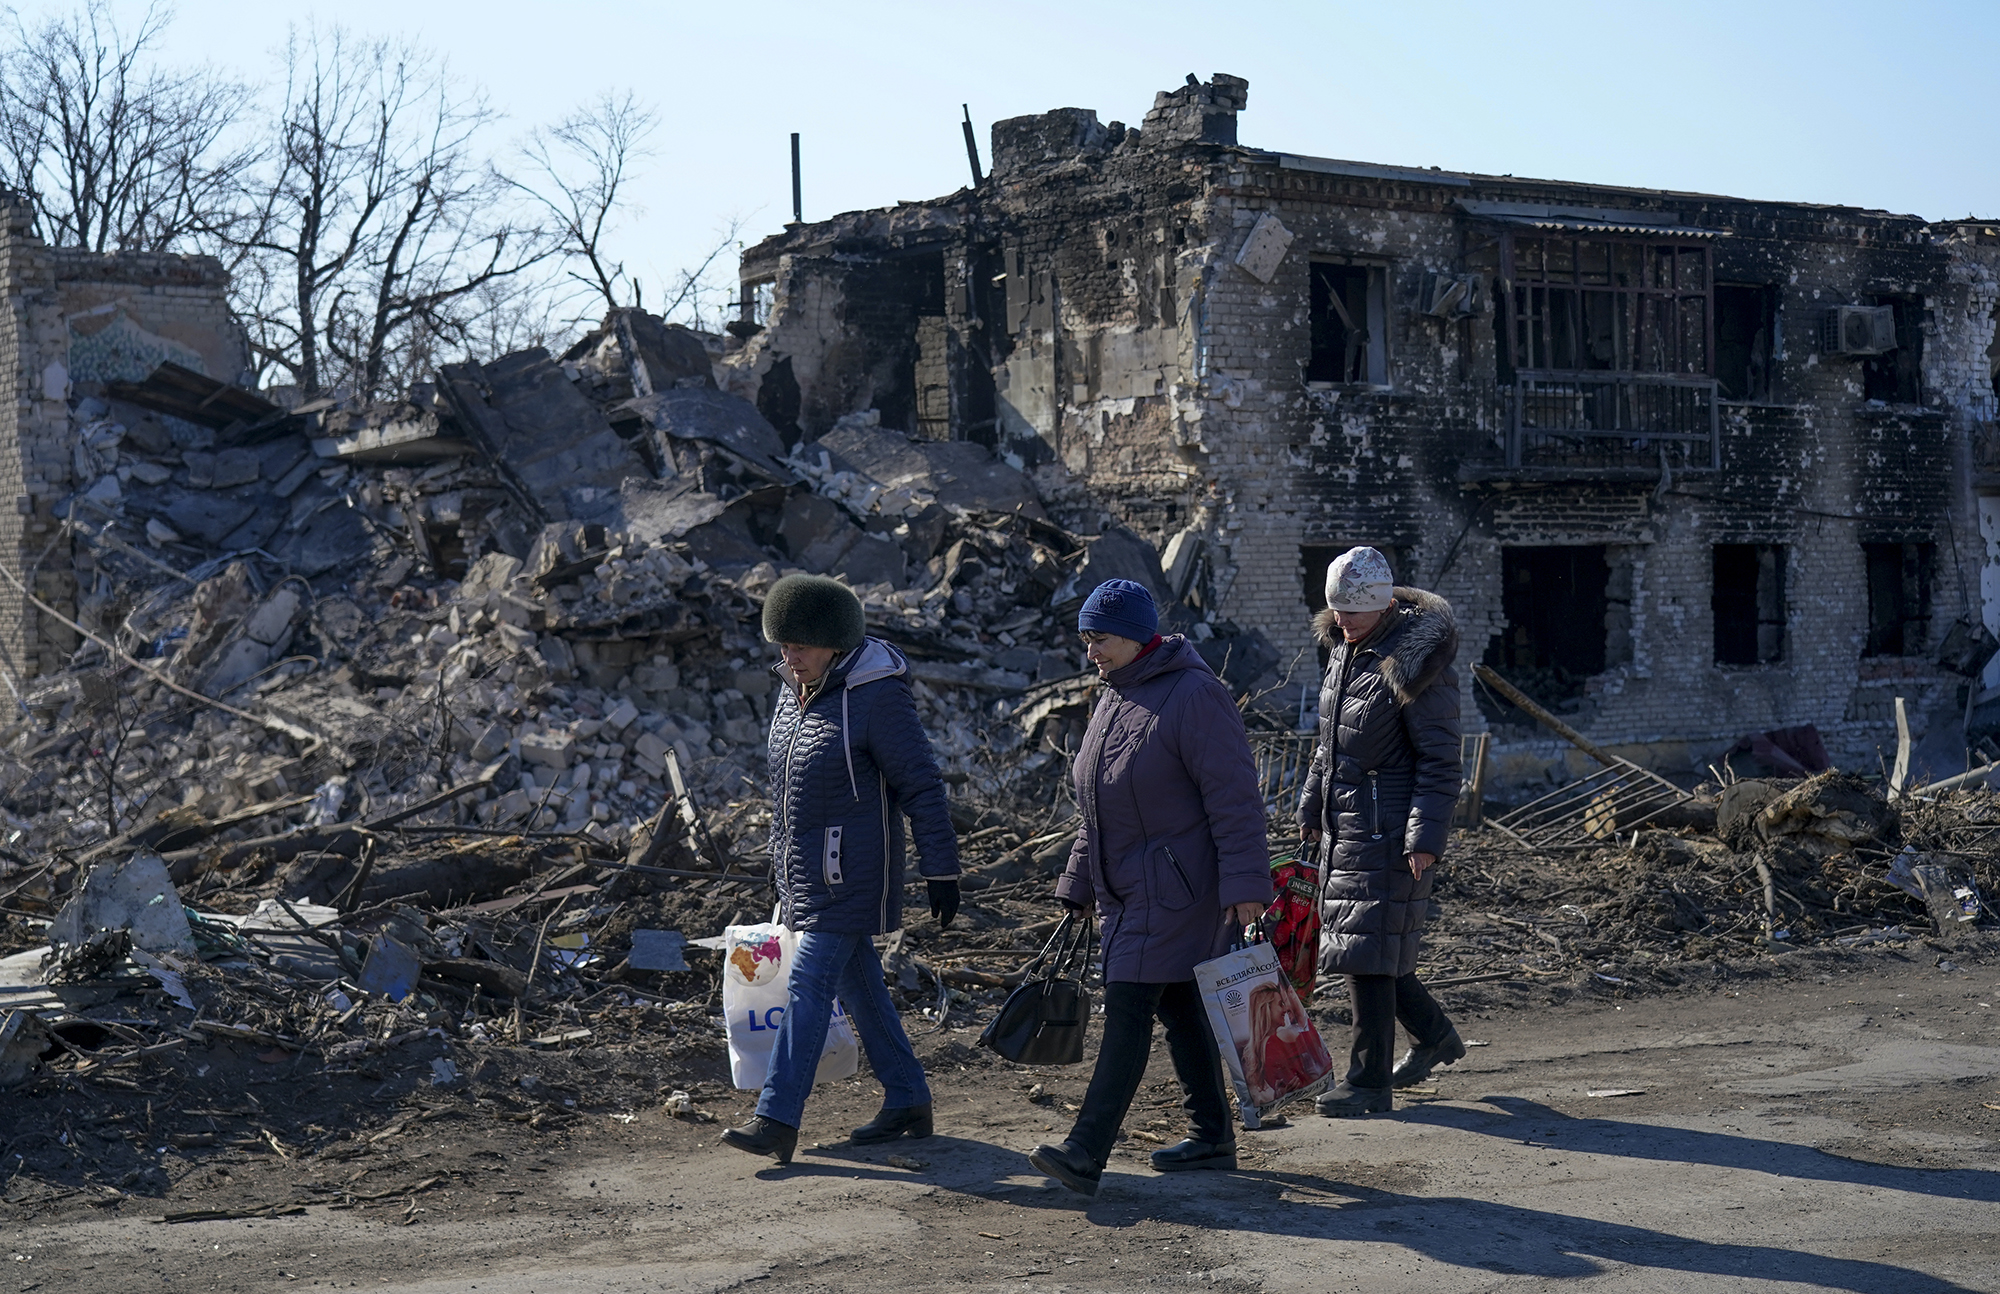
[1325,546,1394,612]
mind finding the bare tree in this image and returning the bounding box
[653,216,752,334]
[229,26,550,399]
[0,0,253,252]
[511,91,657,317]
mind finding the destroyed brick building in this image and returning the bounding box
[728,72,2000,787]
[0,195,247,685]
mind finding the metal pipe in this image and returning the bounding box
[961,105,984,187]
[790,132,802,224]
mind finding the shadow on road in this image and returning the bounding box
[735,1119,1990,1293]
[1197,1168,1987,1294]
[1402,1095,2000,1203]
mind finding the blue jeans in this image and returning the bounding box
[756,931,931,1129]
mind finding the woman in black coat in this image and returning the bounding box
[1298,547,1467,1116]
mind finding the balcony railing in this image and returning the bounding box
[1506,371,1720,471]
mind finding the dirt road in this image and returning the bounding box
[6,942,1999,1293]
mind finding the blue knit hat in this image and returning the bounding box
[1077,578,1158,642]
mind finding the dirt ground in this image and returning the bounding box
[5,929,1999,1293]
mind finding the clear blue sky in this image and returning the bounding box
[125,0,2000,311]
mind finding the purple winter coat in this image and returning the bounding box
[1056,636,1272,983]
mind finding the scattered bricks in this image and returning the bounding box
[603,699,640,734]
[538,636,575,679]
[469,722,509,762]
[632,730,672,777]
[519,730,575,769]
[490,593,538,628]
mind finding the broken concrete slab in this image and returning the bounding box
[779,494,861,570]
[599,480,729,547]
[210,447,263,488]
[615,387,792,484]
[162,490,256,547]
[440,350,640,523]
[47,853,196,957]
[816,422,1044,520]
[833,531,907,588]
[0,1009,52,1088]
[243,588,302,645]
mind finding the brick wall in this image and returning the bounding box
[0,199,241,688]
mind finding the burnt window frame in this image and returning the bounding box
[1861,541,1935,658]
[1714,283,1780,402]
[1712,543,1787,666]
[1306,258,1389,387]
[1499,234,1713,380]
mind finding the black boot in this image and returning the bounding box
[852,1103,933,1144]
[1149,1137,1237,1172]
[720,1115,798,1165]
[1315,1083,1392,1118]
[1391,1027,1467,1088]
[1027,1141,1102,1197]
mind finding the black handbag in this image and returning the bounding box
[977,913,1095,1065]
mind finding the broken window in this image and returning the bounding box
[1712,544,1786,665]
[1307,261,1387,385]
[1484,546,1609,706]
[1714,284,1777,401]
[1501,237,1711,377]
[1862,294,1925,404]
[1862,541,1934,656]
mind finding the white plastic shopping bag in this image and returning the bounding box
[1193,937,1334,1128]
[722,923,860,1091]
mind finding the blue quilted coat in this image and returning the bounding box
[766,637,961,934]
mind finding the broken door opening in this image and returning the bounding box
[1307,262,1386,385]
[1862,541,1934,656]
[1484,545,1609,710]
[1712,543,1786,665]
[1714,284,1777,401]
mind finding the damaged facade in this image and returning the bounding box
[0,196,247,686]
[731,73,2000,787]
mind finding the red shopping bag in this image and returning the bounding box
[1262,844,1321,996]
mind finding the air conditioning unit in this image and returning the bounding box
[1819,305,1897,356]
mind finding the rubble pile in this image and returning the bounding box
[3,307,1275,920]
[1412,771,1999,1000]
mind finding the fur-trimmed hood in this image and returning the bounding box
[1313,586,1459,706]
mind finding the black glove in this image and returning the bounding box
[928,878,960,929]
[1058,897,1086,915]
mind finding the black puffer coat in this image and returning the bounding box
[1297,588,1461,978]
[767,638,960,935]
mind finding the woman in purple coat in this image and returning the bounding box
[1027,579,1272,1197]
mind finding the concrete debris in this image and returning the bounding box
[0,1008,52,1089]
[47,854,195,956]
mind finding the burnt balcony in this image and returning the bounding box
[1465,372,1720,480]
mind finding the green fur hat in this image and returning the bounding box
[761,574,865,650]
